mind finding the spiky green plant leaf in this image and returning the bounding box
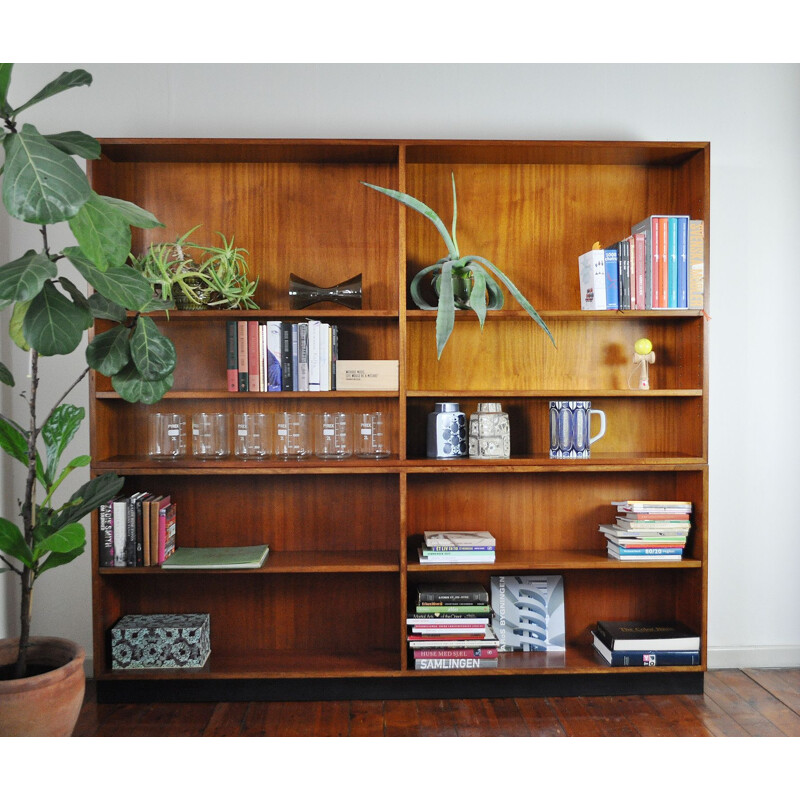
[44,131,101,160]
[86,324,132,376]
[22,281,92,355]
[68,191,131,271]
[0,250,57,309]
[2,124,91,224]
[112,361,174,404]
[435,261,456,359]
[362,181,459,257]
[9,69,92,116]
[64,246,153,311]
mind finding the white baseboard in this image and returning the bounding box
[708,645,800,669]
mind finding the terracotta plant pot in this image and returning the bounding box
[0,637,86,737]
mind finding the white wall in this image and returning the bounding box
[2,63,799,671]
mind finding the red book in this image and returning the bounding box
[658,217,669,308]
[236,321,248,392]
[413,647,499,659]
[633,232,646,309]
[247,320,260,392]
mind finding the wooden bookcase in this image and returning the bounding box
[87,139,709,701]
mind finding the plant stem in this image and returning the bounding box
[16,349,40,678]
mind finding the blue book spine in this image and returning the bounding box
[677,216,688,308]
[604,249,619,310]
[599,648,700,667]
[668,217,678,308]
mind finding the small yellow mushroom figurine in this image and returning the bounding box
[633,337,655,390]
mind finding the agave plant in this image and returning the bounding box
[362,174,555,358]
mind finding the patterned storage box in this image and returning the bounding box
[110,613,210,669]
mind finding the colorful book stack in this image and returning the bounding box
[407,583,499,670]
[98,493,176,568]
[599,500,692,561]
[591,620,701,667]
[578,215,704,311]
[417,530,496,565]
[226,318,338,393]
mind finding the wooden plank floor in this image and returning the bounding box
[73,668,800,736]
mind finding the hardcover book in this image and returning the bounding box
[595,620,700,652]
[578,247,607,310]
[688,219,704,309]
[591,633,700,667]
[161,544,270,569]
[422,531,496,551]
[417,582,490,604]
[490,574,566,652]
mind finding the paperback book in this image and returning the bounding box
[490,574,566,652]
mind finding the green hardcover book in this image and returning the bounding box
[161,545,269,570]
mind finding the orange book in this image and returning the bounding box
[658,217,669,308]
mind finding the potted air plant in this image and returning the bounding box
[131,226,259,310]
[362,173,555,358]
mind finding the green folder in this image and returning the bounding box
[161,545,269,569]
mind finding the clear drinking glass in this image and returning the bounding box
[234,412,272,460]
[355,412,391,459]
[192,412,229,459]
[149,413,186,459]
[274,411,311,460]
[314,412,352,459]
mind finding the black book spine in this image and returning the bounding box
[281,323,293,391]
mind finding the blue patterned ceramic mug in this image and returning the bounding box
[549,400,606,459]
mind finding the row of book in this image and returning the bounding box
[591,620,701,667]
[578,215,704,311]
[99,493,176,568]
[600,499,692,561]
[417,530,496,565]
[226,319,338,392]
[407,583,500,670]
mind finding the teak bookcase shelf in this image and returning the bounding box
[88,139,709,702]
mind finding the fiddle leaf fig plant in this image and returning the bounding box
[0,64,177,678]
[363,174,555,358]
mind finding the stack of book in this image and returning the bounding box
[407,583,499,670]
[99,493,176,568]
[226,319,338,393]
[599,500,692,561]
[578,215,704,311]
[417,530,496,565]
[591,620,701,667]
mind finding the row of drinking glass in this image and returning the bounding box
[149,411,391,460]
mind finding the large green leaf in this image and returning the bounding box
[0,361,13,386]
[130,316,176,381]
[53,472,125,529]
[0,63,12,117]
[435,261,456,360]
[57,277,93,325]
[0,517,34,568]
[86,324,132,376]
[0,414,46,485]
[2,124,92,224]
[65,247,153,311]
[68,191,131,271]
[44,131,101,160]
[22,281,92,356]
[88,292,127,322]
[32,522,85,561]
[42,404,85,486]
[0,250,58,308]
[37,544,85,575]
[102,196,164,229]
[10,69,92,116]
[8,300,31,350]
[112,361,174,404]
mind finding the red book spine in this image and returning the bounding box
[658,216,669,308]
[413,648,499,659]
[247,320,260,392]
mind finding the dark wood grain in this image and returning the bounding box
[73,670,800,736]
